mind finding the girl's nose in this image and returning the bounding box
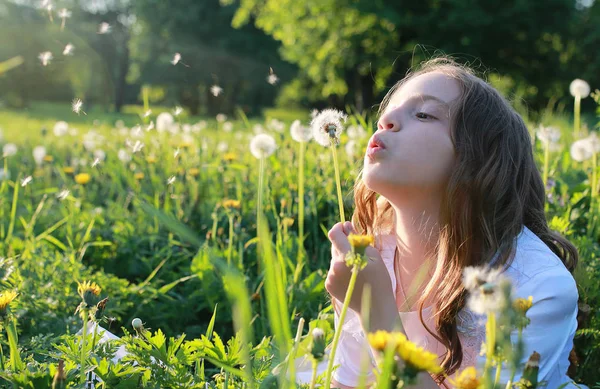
[377,113,398,131]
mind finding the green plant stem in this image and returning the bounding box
[5,175,19,244]
[285,317,305,389]
[574,95,581,137]
[330,143,345,223]
[297,141,305,265]
[494,359,502,387]
[483,312,497,387]
[542,141,550,190]
[5,317,22,372]
[227,214,234,266]
[80,314,88,384]
[223,371,229,389]
[0,336,5,371]
[505,327,524,389]
[309,359,318,389]
[324,263,360,388]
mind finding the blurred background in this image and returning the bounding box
[1,0,599,120]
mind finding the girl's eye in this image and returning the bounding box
[416,112,433,120]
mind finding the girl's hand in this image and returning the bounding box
[324,221,395,315]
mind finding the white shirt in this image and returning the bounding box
[295,225,585,389]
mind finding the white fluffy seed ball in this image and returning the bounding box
[290,120,312,143]
[250,133,277,159]
[569,79,590,99]
[132,318,143,330]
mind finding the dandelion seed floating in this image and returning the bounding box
[310,108,347,146]
[267,67,279,85]
[142,109,152,118]
[173,106,183,117]
[92,158,101,168]
[58,8,71,30]
[167,175,176,185]
[171,52,181,65]
[38,51,53,66]
[210,85,223,97]
[57,189,70,201]
[62,43,74,56]
[21,176,33,187]
[98,22,111,34]
[72,98,86,115]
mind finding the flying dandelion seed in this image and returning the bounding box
[146,121,154,131]
[38,51,53,66]
[210,85,223,97]
[167,176,176,185]
[58,8,71,30]
[142,109,152,118]
[98,22,111,34]
[92,158,101,168]
[72,98,86,115]
[45,2,53,22]
[171,52,181,65]
[267,67,279,85]
[174,148,181,158]
[62,43,74,56]
[126,139,144,153]
[310,108,348,146]
[21,176,33,187]
[173,106,183,116]
[57,189,70,201]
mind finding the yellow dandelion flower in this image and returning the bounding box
[146,155,157,164]
[134,172,145,180]
[367,330,406,352]
[0,290,18,314]
[448,367,482,389]
[74,173,91,185]
[179,141,193,149]
[514,296,533,314]
[188,168,200,177]
[347,233,374,255]
[396,338,443,374]
[222,199,241,209]
[282,217,295,227]
[77,280,101,299]
[223,152,237,162]
[62,166,75,174]
[43,155,54,162]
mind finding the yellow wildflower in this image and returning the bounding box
[223,152,237,162]
[62,166,75,174]
[347,233,374,255]
[43,155,54,163]
[0,290,18,317]
[514,296,533,314]
[134,172,145,180]
[179,141,193,149]
[222,199,241,210]
[282,217,295,227]
[77,280,101,299]
[188,168,200,177]
[367,330,405,352]
[146,155,157,164]
[448,367,482,389]
[74,173,91,185]
[396,338,443,374]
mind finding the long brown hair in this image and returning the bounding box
[351,56,579,385]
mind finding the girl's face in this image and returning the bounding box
[363,71,461,196]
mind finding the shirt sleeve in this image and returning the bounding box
[475,270,579,386]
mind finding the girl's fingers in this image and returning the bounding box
[342,221,355,235]
[328,222,351,254]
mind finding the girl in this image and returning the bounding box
[316,57,583,388]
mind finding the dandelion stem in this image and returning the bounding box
[227,214,234,266]
[223,371,229,389]
[506,327,524,389]
[330,143,345,223]
[285,317,305,389]
[324,263,360,388]
[574,95,581,137]
[494,359,502,387]
[6,174,19,246]
[80,314,88,384]
[309,358,318,389]
[297,141,306,265]
[483,312,496,387]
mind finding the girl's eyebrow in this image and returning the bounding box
[401,93,450,108]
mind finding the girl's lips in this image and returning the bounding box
[366,145,384,158]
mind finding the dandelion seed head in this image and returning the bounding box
[156,112,174,132]
[217,141,229,153]
[223,121,233,132]
[171,52,181,65]
[210,85,223,97]
[250,133,277,159]
[267,73,279,85]
[570,138,594,162]
[586,132,600,153]
[118,149,131,163]
[290,120,312,143]
[570,79,590,98]
[535,125,561,146]
[268,118,285,133]
[216,113,227,123]
[53,121,69,137]
[33,146,47,166]
[310,108,347,146]
[58,8,71,18]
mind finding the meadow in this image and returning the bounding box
[0,91,599,389]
